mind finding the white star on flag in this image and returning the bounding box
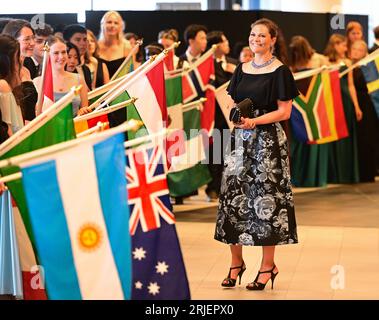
[155,261,169,275]
[135,281,143,290]
[133,247,146,260]
[148,282,160,296]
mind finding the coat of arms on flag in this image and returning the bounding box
[17,132,132,300]
[126,142,190,300]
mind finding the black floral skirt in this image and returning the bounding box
[214,120,298,246]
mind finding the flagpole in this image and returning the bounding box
[74,97,137,122]
[35,42,50,116]
[94,49,169,111]
[88,42,180,101]
[124,128,169,149]
[88,56,153,111]
[0,86,78,157]
[76,121,109,138]
[339,48,379,78]
[88,75,124,101]
[182,97,207,112]
[110,39,143,81]
[292,63,342,81]
[165,44,217,76]
[0,120,143,174]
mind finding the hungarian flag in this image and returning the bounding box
[126,142,190,300]
[0,100,76,299]
[41,57,54,112]
[165,73,211,197]
[361,56,379,118]
[291,69,348,144]
[126,60,167,140]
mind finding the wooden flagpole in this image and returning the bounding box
[35,42,50,116]
[0,120,143,175]
[0,86,78,157]
[110,39,143,81]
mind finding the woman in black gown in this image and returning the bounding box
[350,40,379,182]
[215,18,299,291]
[97,11,132,127]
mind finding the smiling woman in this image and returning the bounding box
[215,18,300,292]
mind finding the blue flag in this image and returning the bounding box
[19,132,132,300]
[126,143,190,300]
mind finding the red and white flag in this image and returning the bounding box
[41,57,54,112]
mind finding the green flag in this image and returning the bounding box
[0,103,76,243]
[165,74,211,197]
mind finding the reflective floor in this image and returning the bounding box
[174,179,379,300]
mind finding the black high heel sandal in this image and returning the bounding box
[221,262,246,288]
[246,265,278,291]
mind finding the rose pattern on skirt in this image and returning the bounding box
[214,123,298,246]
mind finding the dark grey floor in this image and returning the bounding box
[175,182,379,228]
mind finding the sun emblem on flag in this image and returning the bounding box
[78,223,102,252]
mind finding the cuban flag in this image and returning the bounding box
[126,143,190,300]
[18,133,131,300]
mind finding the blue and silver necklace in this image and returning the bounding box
[251,55,276,68]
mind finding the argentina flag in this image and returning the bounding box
[18,132,131,300]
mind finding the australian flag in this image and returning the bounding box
[126,143,191,300]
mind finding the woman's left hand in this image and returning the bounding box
[235,117,256,129]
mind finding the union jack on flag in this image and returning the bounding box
[125,142,190,300]
[126,143,175,235]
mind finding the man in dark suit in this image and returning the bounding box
[26,23,53,79]
[177,24,208,69]
[205,31,238,201]
[369,25,379,53]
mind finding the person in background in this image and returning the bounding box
[144,42,164,61]
[97,10,131,127]
[239,46,253,63]
[65,42,81,73]
[97,10,131,78]
[31,23,53,78]
[86,29,110,89]
[204,30,237,202]
[0,34,24,134]
[350,40,379,182]
[178,24,208,69]
[0,18,11,34]
[125,32,143,69]
[158,28,179,68]
[346,21,364,58]
[369,25,379,53]
[289,35,328,70]
[324,33,361,184]
[33,36,89,117]
[62,24,92,90]
[2,19,38,122]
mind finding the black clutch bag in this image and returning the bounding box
[229,98,254,124]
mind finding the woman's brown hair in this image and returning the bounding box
[250,18,279,39]
[289,35,314,70]
[324,34,346,63]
